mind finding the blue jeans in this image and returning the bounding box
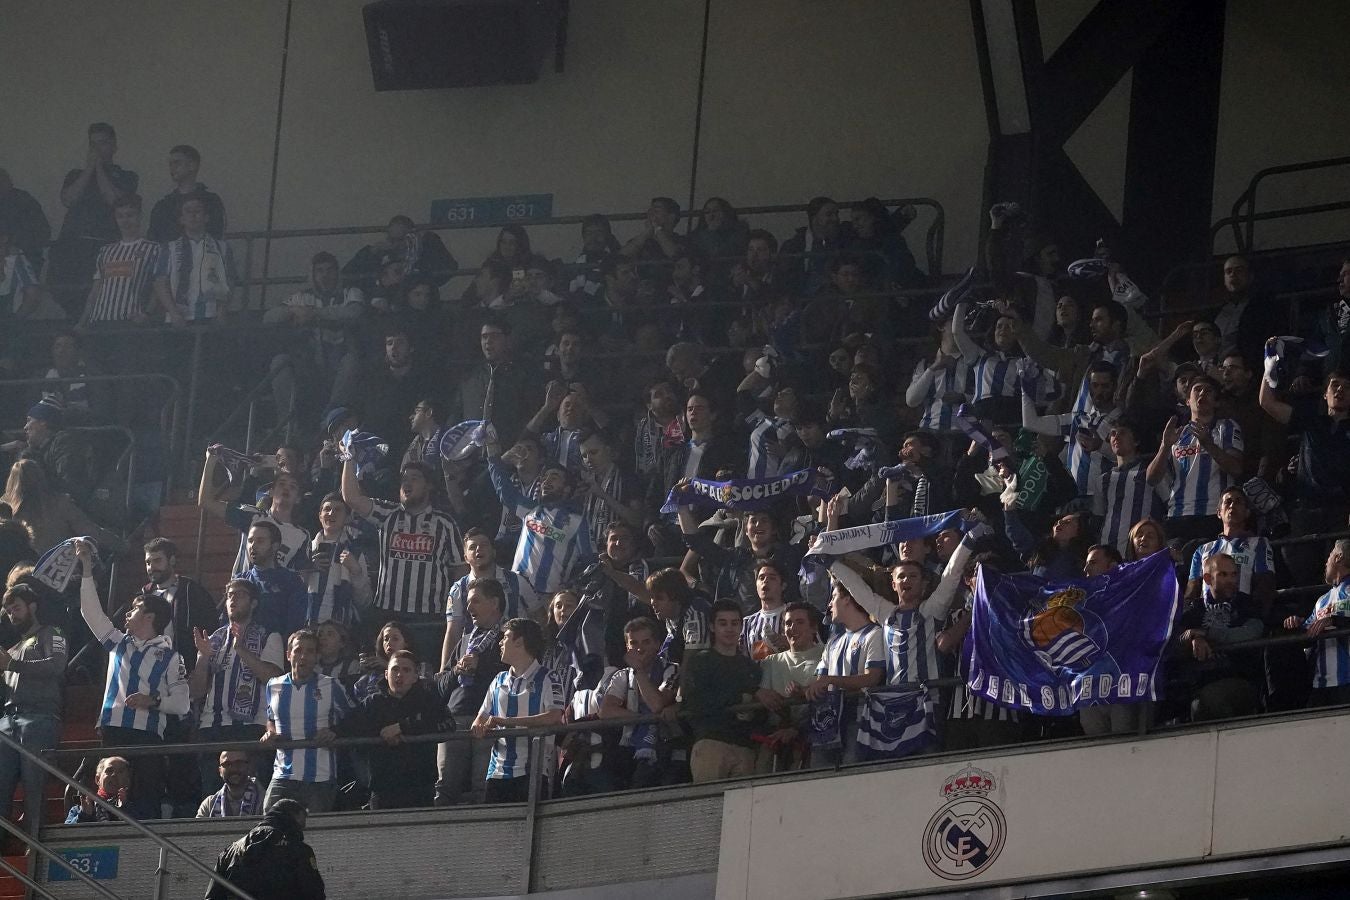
[0,714,60,834]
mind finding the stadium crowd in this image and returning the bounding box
[0,121,1347,832]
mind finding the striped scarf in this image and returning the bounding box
[207,780,262,818]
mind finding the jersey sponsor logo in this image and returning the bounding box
[922,765,1006,881]
[1173,444,1204,459]
[525,517,565,542]
[102,259,135,279]
[390,531,434,560]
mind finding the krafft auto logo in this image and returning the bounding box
[922,765,1006,881]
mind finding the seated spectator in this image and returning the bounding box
[1083,543,1123,577]
[263,251,366,428]
[1282,540,1350,707]
[1,458,117,556]
[37,332,110,425]
[680,599,761,783]
[752,601,823,772]
[190,578,285,792]
[470,617,564,802]
[780,196,855,297]
[436,579,508,806]
[336,649,452,809]
[850,197,922,288]
[199,447,312,577]
[0,583,67,834]
[598,615,681,788]
[619,197,686,269]
[568,214,619,301]
[0,225,45,323]
[261,628,353,813]
[1176,553,1264,721]
[50,123,138,317]
[344,215,456,294]
[146,144,225,242]
[64,756,132,824]
[305,492,372,627]
[593,255,642,341]
[76,539,189,820]
[689,197,747,276]
[1147,375,1243,542]
[79,193,176,327]
[730,229,782,304]
[0,168,51,262]
[802,254,893,348]
[162,193,241,324]
[196,750,264,818]
[16,400,97,508]
[826,361,902,455]
[1186,487,1275,609]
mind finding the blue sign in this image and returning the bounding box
[49,845,119,881]
[429,194,553,226]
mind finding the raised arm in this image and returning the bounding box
[197,448,237,520]
[919,524,983,621]
[1257,366,1293,425]
[340,457,375,518]
[75,540,116,642]
[1020,389,1067,437]
[1147,416,1181,485]
[950,302,983,362]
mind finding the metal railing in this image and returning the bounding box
[1223,155,1350,254]
[0,729,255,900]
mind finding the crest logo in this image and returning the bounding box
[922,765,1006,881]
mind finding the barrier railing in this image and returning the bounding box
[1224,155,1350,254]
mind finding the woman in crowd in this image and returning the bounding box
[0,460,119,555]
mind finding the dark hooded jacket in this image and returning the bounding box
[204,807,325,900]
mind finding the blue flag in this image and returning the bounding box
[804,510,969,563]
[964,550,1178,717]
[659,468,834,515]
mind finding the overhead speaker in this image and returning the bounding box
[363,0,563,91]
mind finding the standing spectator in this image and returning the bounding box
[51,124,138,316]
[1095,418,1166,556]
[598,616,681,788]
[37,332,110,425]
[568,214,619,301]
[1211,256,1279,364]
[619,197,686,269]
[678,506,802,613]
[190,578,285,793]
[78,194,176,327]
[680,599,761,783]
[1186,488,1276,608]
[751,601,823,772]
[731,229,782,304]
[146,144,225,242]
[740,560,790,658]
[1282,540,1350,706]
[342,459,465,659]
[577,429,642,551]
[305,493,372,627]
[238,522,309,643]
[141,537,217,666]
[441,528,532,671]
[1215,350,1282,479]
[199,451,312,577]
[195,750,264,819]
[1148,376,1243,542]
[451,316,542,448]
[1258,365,1350,586]
[0,583,66,834]
[803,580,886,762]
[436,579,508,806]
[0,225,43,323]
[470,617,564,802]
[355,327,433,462]
[263,251,366,426]
[1176,554,1265,721]
[261,628,352,813]
[401,397,448,470]
[1020,361,1122,498]
[161,194,241,324]
[688,197,748,275]
[0,168,50,260]
[486,449,595,597]
[204,798,325,900]
[646,567,710,665]
[905,326,973,435]
[75,539,189,820]
[336,649,451,809]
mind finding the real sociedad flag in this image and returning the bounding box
[964,549,1179,717]
[860,687,935,757]
[660,468,835,515]
[806,690,844,748]
[339,429,389,478]
[33,538,101,592]
[438,420,497,462]
[208,444,256,483]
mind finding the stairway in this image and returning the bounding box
[156,503,240,597]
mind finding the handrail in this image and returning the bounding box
[1228,155,1350,253]
[0,729,257,900]
[0,812,124,900]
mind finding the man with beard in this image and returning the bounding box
[196,750,265,819]
[239,522,309,644]
[0,583,66,833]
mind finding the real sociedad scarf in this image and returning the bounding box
[210,622,269,723]
[1263,336,1329,389]
[339,429,389,478]
[33,538,101,592]
[952,405,1010,464]
[826,428,880,471]
[660,468,834,515]
[439,420,497,461]
[804,510,969,563]
[209,444,256,483]
[208,780,263,818]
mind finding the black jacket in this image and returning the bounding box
[205,809,325,900]
[334,679,453,796]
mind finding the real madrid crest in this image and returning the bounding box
[922,765,1006,881]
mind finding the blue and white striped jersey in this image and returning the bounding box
[81,578,190,737]
[266,672,352,782]
[1,251,37,313]
[480,660,564,779]
[446,565,532,624]
[87,238,166,322]
[746,415,795,477]
[1188,535,1274,596]
[740,604,787,655]
[1166,419,1243,518]
[1071,345,1130,414]
[198,623,286,728]
[1043,406,1120,495]
[1096,460,1167,554]
[1306,579,1350,689]
[906,357,972,433]
[490,460,595,595]
[969,352,1022,403]
[602,661,679,752]
[880,608,941,690]
[817,623,886,680]
[541,427,583,472]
